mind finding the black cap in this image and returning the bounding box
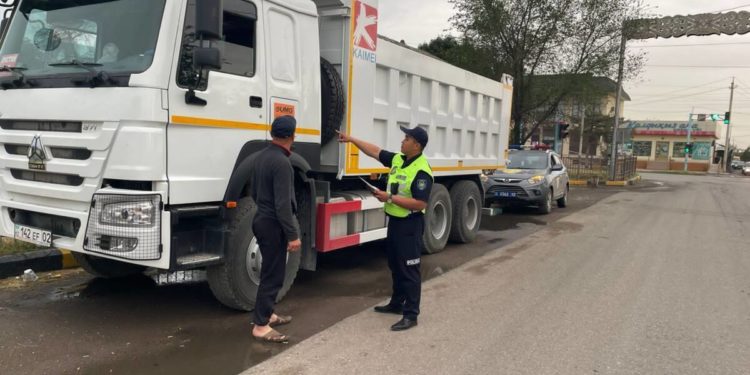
[271,116,296,138]
[400,126,428,149]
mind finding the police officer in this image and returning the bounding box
[338,126,433,331]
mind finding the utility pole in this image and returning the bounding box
[684,111,693,172]
[578,102,586,158]
[723,77,735,172]
[610,32,627,179]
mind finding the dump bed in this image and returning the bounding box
[315,0,513,177]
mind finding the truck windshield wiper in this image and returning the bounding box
[48,60,115,88]
[0,66,33,89]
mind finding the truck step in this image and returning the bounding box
[176,253,223,267]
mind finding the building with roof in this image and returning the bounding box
[622,120,724,171]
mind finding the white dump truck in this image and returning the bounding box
[0,0,512,310]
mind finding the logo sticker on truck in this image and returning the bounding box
[27,135,47,171]
[353,0,378,63]
[273,103,296,119]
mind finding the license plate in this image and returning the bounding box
[495,191,517,198]
[14,224,52,247]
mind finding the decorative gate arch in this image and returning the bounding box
[610,11,750,177]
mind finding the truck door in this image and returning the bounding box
[167,0,268,205]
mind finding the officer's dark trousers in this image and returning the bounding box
[252,217,287,326]
[385,214,424,320]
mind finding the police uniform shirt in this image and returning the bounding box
[378,150,433,207]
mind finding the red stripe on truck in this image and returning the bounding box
[316,200,363,252]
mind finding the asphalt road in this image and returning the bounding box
[0,185,618,375]
[246,173,750,375]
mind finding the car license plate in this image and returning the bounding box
[495,191,517,198]
[14,224,52,247]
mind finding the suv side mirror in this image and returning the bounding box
[551,164,564,172]
[195,0,223,41]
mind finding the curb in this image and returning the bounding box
[569,179,588,186]
[571,175,641,187]
[0,248,78,279]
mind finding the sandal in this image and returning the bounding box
[269,315,292,327]
[252,329,289,344]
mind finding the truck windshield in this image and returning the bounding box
[0,0,165,85]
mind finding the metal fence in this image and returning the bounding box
[562,155,637,181]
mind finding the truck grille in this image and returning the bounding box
[11,169,85,186]
[5,144,92,160]
[0,120,82,133]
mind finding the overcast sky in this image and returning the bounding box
[1,1,748,148]
[379,0,750,149]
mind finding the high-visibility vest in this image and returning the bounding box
[384,154,433,218]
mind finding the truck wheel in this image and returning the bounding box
[206,197,302,311]
[422,184,452,254]
[448,180,482,243]
[320,58,345,144]
[72,252,145,278]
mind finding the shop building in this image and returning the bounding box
[623,120,724,172]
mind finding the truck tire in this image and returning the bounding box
[448,180,482,243]
[206,197,302,311]
[422,184,452,254]
[320,58,345,144]
[72,252,145,278]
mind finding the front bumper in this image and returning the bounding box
[484,183,550,205]
[0,190,171,270]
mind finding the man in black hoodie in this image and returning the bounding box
[249,116,301,343]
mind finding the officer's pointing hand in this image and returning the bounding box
[336,130,351,143]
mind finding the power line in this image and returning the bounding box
[709,3,750,13]
[627,87,726,106]
[631,42,750,48]
[645,64,750,69]
[626,78,729,99]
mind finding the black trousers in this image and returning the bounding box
[385,214,424,320]
[252,217,287,326]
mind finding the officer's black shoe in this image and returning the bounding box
[373,304,403,315]
[390,317,418,331]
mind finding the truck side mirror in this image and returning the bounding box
[193,47,221,70]
[185,49,221,106]
[195,0,223,41]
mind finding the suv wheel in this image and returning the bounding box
[538,189,552,214]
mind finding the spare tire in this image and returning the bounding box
[320,58,345,144]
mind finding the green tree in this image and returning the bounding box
[445,0,646,144]
[740,146,750,162]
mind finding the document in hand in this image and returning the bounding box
[358,177,379,193]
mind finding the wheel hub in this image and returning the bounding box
[431,201,448,239]
[464,196,478,229]
[246,237,262,285]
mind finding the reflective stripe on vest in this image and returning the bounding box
[384,154,433,218]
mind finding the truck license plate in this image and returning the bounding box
[495,191,517,198]
[14,224,52,247]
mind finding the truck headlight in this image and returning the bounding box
[100,201,155,226]
[527,175,545,185]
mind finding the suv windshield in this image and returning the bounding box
[507,152,549,170]
[0,0,165,84]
